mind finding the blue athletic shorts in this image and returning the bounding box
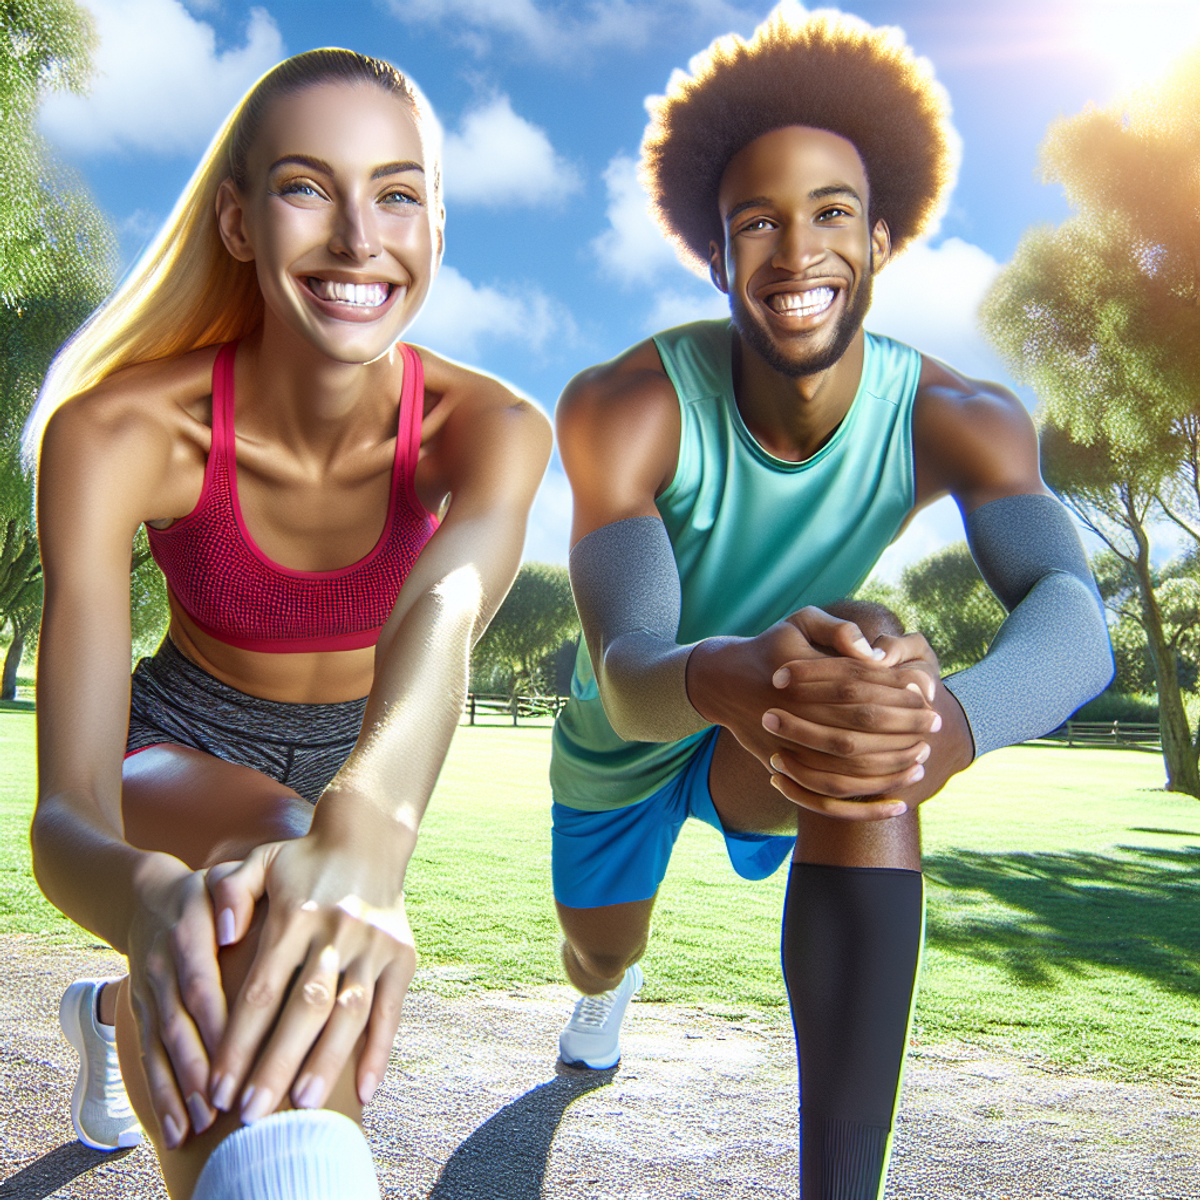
[551,728,796,909]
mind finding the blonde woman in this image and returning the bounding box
[29,48,550,1198]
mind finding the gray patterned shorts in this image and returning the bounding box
[126,639,367,804]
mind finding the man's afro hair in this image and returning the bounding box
[641,3,959,274]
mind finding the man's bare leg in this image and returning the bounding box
[557,897,656,995]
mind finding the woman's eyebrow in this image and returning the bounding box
[267,154,425,180]
[269,153,334,175]
[371,160,425,179]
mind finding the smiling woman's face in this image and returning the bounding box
[218,79,442,365]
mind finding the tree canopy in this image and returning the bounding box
[979,54,1200,795]
[0,0,118,696]
[471,562,579,695]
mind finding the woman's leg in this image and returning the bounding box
[113,745,369,1199]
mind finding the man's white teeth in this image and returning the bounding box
[309,278,391,307]
[769,287,835,316]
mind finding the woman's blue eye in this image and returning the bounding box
[276,181,320,198]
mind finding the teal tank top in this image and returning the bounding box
[550,319,922,811]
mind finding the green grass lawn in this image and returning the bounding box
[3,712,1198,1084]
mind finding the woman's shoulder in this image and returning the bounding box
[410,343,550,436]
[49,345,222,447]
[41,345,223,500]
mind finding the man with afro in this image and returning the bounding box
[550,5,1112,1197]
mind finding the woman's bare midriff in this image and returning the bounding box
[168,608,376,704]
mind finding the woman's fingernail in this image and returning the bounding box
[888,803,908,817]
[770,775,783,792]
[359,1072,379,1105]
[318,944,340,973]
[762,712,781,732]
[162,1111,186,1149]
[930,713,942,732]
[186,1091,214,1135]
[295,1074,325,1109]
[908,765,925,783]
[216,908,236,947]
[211,1072,236,1112]
[916,744,931,764]
[241,1085,274,1124]
[871,648,886,660]
[772,668,791,688]
[853,637,873,656]
[770,754,784,772]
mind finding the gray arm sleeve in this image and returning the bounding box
[943,493,1114,758]
[569,516,711,743]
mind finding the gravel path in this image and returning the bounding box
[1,938,1197,1199]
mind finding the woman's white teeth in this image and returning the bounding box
[769,287,835,316]
[310,278,391,307]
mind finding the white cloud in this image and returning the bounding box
[443,95,580,207]
[643,287,728,333]
[40,0,283,155]
[386,0,758,60]
[591,154,682,286]
[118,208,161,241]
[866,236,1007,384]
[405,264,574,359]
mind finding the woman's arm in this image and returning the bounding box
[206,360,552,1118]
[32,380,227,1147]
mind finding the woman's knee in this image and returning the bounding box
[122,746,313,869]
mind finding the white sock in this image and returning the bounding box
[191,1110,380,1200]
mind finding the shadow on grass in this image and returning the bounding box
[0,1143,132,1199]
[428,1065,615,1199]
[923,844,1200,993]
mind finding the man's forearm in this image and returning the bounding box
[944,494,1114,758]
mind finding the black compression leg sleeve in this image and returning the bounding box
[782,862,924,1200]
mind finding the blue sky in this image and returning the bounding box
[38,0,1200,573]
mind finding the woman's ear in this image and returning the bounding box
[215,178,256,263]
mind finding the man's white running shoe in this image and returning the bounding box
[558,963,644,1069]
[59,978,144,1151]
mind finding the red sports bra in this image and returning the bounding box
[146,341,438,653]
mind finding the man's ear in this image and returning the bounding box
[708,239,729,293]
[870,219,892,273]
[215,178,255,263]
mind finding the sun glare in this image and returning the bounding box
[1079,0,1200,90]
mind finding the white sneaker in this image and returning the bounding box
[558,963,644,1069]
[59,978,144,1151]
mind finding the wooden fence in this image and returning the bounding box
[1038,720,1162,750]
[462,692,568,726]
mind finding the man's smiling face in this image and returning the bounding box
[709,125,891,379]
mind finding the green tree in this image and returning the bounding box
[894,542,1006,674]
[1092,548,1200,696]
[1,0,118,697]
[979,52,1200,797]
[471,562,579,695]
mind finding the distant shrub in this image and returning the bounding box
[1071,691,1159,723]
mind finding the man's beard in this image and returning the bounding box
[729,270,874,379]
